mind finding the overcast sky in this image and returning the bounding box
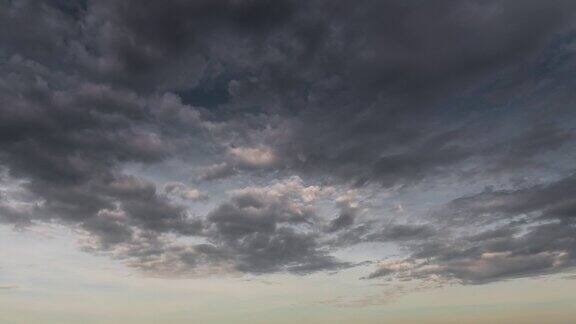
[1,0,576,323]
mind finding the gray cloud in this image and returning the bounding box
[110,178,350,276]
[1,0,576,286]
[164,182,209,202]
[202,179,349,274]
[367,175,576,284]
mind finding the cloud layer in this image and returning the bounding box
[1,0,576,287]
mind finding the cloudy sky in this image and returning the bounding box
[1,0,576,323]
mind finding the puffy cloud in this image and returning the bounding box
[325,191,360,232]
[165,182,209,202]
[229,146,278,169]
[199,162,238,181]
[111,177,350,276]
[201,177,349,274]
[198,146,278,181]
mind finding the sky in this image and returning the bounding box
[1,0,576,323]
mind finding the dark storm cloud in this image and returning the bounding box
[439,173,576,225]
[367,175,576,284]
[325,193,360,232]
[365,224,435,242]
[260,0,576,187]
[0,50,205,249]
[2,0,576,283]
[118,179,350,276]
[201,180,349,274]
[74,0,300,91]
[327,222,437,249]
